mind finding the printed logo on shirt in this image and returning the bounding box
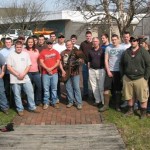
[109,49,124,56]
[21,58,25,61]
[45,53,56,59]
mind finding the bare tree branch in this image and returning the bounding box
[57,0,150,39]
[0,0,46,32]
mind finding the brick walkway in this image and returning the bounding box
[13,69,102,125]
[13,94,102,125]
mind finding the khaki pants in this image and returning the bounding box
[123,75,149,102]
[89,68,105,104]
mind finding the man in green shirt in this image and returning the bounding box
[120,37,150,118]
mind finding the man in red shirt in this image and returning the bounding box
[39,40,60,109]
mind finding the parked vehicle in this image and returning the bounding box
[0,29,33,41]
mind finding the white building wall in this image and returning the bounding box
[134,14,150,42]
[65,21,98,44]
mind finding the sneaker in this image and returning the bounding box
[43,104,49,110]
[66,103,73,108]
[56,99,60,104]
[18,111,24,116]
[99,105,109,112]
[116,104,121,112]
[30,108,40,113]
[77,104,82,110]
[52,104,59,109]
[2,109,9,115]
[116,107,121,112]
[120,101,128,108]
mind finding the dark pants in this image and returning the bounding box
[0,78,9,110]
[57,78,61,100]
[82,64,89,95]
[148,79,150,112]
[28,72,42,105]
[104,71,122,106]
[3,74,14,106]
[104,71,122,91]
[3,74,10,99]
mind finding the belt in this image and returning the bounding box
[91,67,104,70]
[28,72,39,75]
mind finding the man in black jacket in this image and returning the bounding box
[80,31,93,100]
[120,37,150,118]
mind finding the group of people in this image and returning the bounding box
[0,30,150,119]
[88,32,150,119]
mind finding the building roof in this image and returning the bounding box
[41,10,146,24]
[0,10,146,25]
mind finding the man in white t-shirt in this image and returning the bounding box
[99,34,125,112]
[121,31,131,49]
[120,31,131,108]
[53,34,66,103]
[53,34,66,54]
[7,41,40,116]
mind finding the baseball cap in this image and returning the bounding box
[138,37,147,44]
[46,39,53,44]
[130,36,139,42]
[58,33,65,38]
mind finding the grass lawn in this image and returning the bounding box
[0,109,16,127]
[102,108,150,150]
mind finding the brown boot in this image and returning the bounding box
[124,106,134,116]
[140,108,147,119]
[99,94,110,112]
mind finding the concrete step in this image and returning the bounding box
[0,124,126,150]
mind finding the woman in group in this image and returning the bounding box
[24,37,42,106]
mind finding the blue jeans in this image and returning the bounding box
[11,81,36,112]
[82,64,89,95]
[0,78,9,110]
[3,74,11,100]
[42,73,58,105]
[28,72,42,105]
[65,75,82,104]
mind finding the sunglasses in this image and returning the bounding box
[47,42,53,45]
[58,37,65,39]
[130,39,138,42]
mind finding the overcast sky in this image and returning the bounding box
[0,0,98,11]
[0,0,72,11]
